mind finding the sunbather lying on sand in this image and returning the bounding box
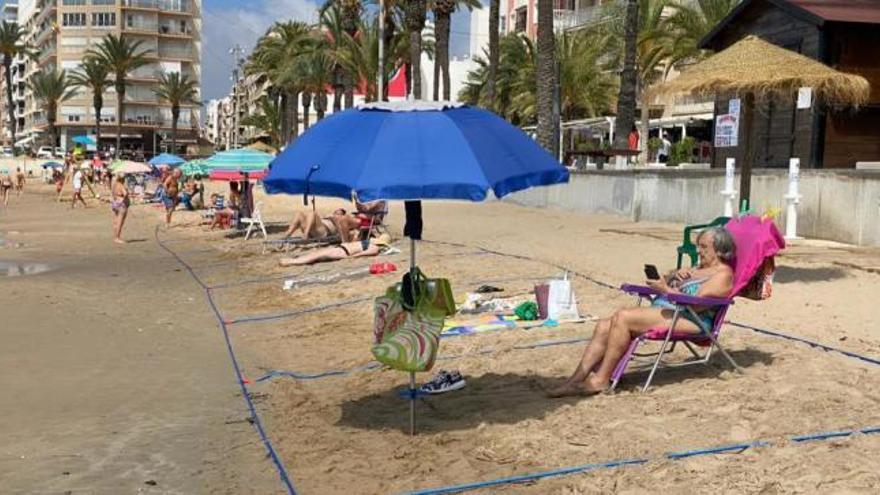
[282,208,350,239]
[547,227,735,398]
[279,233,393,266]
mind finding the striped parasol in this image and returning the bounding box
[204,149,273,174]
[180,159,209,177]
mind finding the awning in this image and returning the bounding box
[14,136,34,147]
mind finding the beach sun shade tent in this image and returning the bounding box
[149,153,185,167]
[41,161,64,169]
[654,35,870,207]
[109,160,152,175]
[72,135,96,146]
[204,149,274,175]
[264,101,569,434]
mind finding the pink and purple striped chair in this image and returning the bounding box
[611,215,785,392]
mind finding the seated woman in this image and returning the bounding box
[279,233,392,266]
[282,208,349,239]
[210,181,241,230]
[548,227,735,398]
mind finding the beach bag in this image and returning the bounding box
[371,295,443,372]
[536,274,580,321]
[740,257,776,300]
[386,268,456,317]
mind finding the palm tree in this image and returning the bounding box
[321,0,362,109]
[403,0,427,99]
[241,97,282,148]
[298,48,334,125]
[87,34,152,157]
[665,0,739,66]
[153,71,198,154]
[248,21,313,142]
[335,16,406,103]
[69,58,112,153]
[29,69,77,150]
[432,0,481,101]
[0,22,32,151]
[486,0,500,109]
[612,0,640,150]
[535,0,556,155]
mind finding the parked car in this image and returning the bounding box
[1,146,13,157]
[36,146,55,159]
[55,147,65,157]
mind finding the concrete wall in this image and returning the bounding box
[507,169,880,246]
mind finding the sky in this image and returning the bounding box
[202,0,475,101]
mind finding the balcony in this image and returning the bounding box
[553,9,577,31]
[122,0,193,14]
[158,47,193,60]
[564,5,603,31]
[123,19,159,33]
[158,24,193,37]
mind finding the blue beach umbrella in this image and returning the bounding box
[149,153,185,167]
[264,101,568,202]
[41,161,64,169]
[263,101,569,435]
[72,135,96,146]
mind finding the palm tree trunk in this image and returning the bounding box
[171,106,179,153]
[290,91,300,141]
[4,55,16,151]
[435,10,451,101]
[94,101,102,153]
[116,89,124,157]
[279,92,290,142]
[487,0,500,109]
[316,92,326,121]
[410,29,423,99]
[613,0,639,150]
[535,0,556,154]
[638,79,650,165]
[302,92,311,130]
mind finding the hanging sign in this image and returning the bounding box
[714,113,739,148]
[797,87,813,109]
[729,98,741,117]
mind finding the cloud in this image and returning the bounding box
[201,0,320,101]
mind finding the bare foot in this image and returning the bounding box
[546,381,603,398]
[114,238,126,244]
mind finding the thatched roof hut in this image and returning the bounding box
[657,35,870,107]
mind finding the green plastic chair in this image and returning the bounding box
[676,216,730,269]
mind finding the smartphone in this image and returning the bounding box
[644,264,661,280]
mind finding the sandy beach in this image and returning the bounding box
[3,180,879,494]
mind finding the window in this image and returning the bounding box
[93,0,117,5]
[92,12,116,27]
[62,0,86,5]
[514,7,527,33]
[62,13,87,27]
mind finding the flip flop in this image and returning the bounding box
[475,285,504,294]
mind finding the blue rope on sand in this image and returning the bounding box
[155,227,297,495]
[727,322,880,367]
[254,337,591,383]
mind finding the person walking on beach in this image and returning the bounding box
[658,133,672,164]
[110,174,130,244]
[14,168,25,196]
[163,168,182,226]
[71,168,88,209]
[0,169,13,207]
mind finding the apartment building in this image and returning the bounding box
[14,0,201,155]
[503,0,607,38]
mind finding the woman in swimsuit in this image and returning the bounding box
[282,208,348,239]
[548,227,736,398]
[210,181,241,230]
[110,174,131,244]
[279,233,393,266]
[0,170,13,207]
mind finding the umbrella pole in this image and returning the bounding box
[409,237,417,436]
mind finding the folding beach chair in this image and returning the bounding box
[676,216,730,269]
[242,201,268,240]
[356,200,389,240]
[611,215,785,392]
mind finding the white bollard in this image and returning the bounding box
[720,158,738,217]
[784,158,802,240]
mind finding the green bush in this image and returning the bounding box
[670,137,696,166]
